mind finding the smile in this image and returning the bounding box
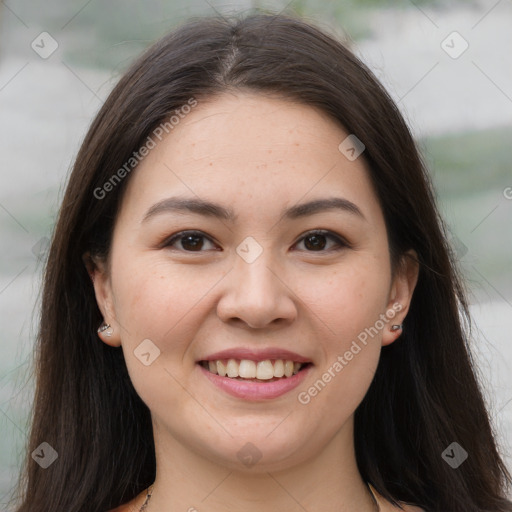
[197,356,313,400]
[199,359,311,381]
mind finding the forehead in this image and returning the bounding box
[118,92,383,227]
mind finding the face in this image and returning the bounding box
[89,92,418,472]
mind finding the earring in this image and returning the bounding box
[390,324,403,332]
[97,322,113,337]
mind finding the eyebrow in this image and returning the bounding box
[141,196,366,223]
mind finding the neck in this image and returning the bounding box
[144,419,380,512]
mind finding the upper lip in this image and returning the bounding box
[199,348,311,363]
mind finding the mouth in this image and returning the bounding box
[199,359,313,382]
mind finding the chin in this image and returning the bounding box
[187,422,319,473]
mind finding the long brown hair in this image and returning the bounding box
[12,12,512,512]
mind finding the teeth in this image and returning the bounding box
[274,359,284,377]
[217,360,227,377]
[256,360,274,380]
[204,359,305,379]
[226,359,238,378]
[239,360,256,378]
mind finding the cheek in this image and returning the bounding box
[291,257,388,413]
[293,257,390,343]
[111,256,223,348]
[110,259,211,406]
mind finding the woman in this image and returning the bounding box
[13,12,512,512]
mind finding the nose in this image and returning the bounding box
[216,249,298,329]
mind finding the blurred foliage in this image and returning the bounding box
[421,127,512,199]
[420,127,512,295]
[2,0,473,69]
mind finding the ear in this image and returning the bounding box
[382,249,420,347]
[82,251,122,347]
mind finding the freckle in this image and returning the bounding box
[209,162,213,166]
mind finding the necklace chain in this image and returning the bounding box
[138,482,380,511]
[139,484,153,511]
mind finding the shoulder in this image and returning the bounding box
[109,503,424,512]
[400,505,425,512]
[379,500,424,512]
[107,501,425,512]
[371,486,425,512]
[386,498,425,512]
[107,506,134,512]
[388,500,425,512]
[107,495,143,512]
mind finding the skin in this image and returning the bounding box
[88,92,420,512]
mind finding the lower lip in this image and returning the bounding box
[198,364,312,401]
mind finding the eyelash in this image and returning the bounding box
[162,229,350,253]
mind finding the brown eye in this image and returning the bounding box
[163,231,217,252]
[294,230,348,252]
